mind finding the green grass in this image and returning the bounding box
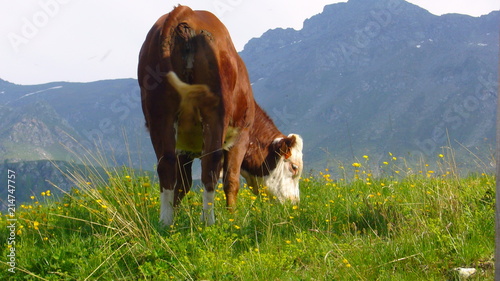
[0,154,495,280]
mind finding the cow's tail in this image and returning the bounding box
[166,71,219,107]
[161,5,196,77]
[162,6,219,107]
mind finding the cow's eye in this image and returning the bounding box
[289,162,299,175]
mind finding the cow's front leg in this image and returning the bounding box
[223,129,249,210]
[174,152,194,206]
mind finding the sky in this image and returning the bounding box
[0,0,498,85]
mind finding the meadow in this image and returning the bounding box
[0,152,495,280]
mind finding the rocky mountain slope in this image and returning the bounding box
[0,78,153,168]
[241,0,499,167]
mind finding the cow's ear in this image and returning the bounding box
[277,135,297,159]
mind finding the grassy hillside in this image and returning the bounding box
[0,160,114,212]
[0,154,494,280]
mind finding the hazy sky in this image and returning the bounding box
[1,0,498,85]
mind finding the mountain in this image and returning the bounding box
[0,79,155,169]
[240,0,499,168]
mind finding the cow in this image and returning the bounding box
[138,5,304,226]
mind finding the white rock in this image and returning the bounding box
[453,267,476,279]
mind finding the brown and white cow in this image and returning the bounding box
[138,5,303,226]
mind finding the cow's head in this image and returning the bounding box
[263,134,304,203]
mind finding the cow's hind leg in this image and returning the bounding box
[200,150,223,225]
[151,115,178,227]
[158,154,176,226]
[200,117,224,225]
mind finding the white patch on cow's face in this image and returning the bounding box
[266,134,303,203]
[160,189,175,226]
[243,134,304,203]
[201,190,215,225]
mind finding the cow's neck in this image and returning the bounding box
[242,103,284,177]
